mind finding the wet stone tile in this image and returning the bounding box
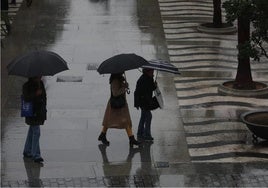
[56,76,83,82]
[87,64,98,70]
[155,161,170,168]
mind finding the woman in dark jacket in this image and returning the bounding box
[134,68,157,141]
[22,76,47,163]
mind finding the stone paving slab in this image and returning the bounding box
[158,0,268,163]
[2,174,268,187]
[2,162,268,187]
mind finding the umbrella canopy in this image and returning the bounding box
[97,53,149,74]
[142,59,180,74]
[7,50,69,77]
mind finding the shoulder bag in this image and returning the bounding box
[21,95,34,117]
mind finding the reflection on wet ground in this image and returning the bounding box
[2,0,186,184]
[159,0,268,164]
[1,0,268,187]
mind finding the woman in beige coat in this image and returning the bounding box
[98,73,141,147]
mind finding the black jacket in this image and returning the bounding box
[23,80,47,125]
[134,74,156,110]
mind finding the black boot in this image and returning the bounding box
[98,144,109,163]
[129,135,141,147]
[98,132,110,146]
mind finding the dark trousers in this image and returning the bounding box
[137,109,152,137]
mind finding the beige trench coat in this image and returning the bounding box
[102,78,132,129]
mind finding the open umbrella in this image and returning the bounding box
[7,50,69,77]
[97,53,149,74]
[142,59,180,74]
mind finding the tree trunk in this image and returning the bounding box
[213,0,222,27]
[235,16,254,89]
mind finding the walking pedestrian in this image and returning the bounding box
[1,0,11,34]
[98,73,141,147]
[134,68,159,141]
[22,76,47,163]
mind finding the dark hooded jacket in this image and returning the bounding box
[22,79,47,125]
[134,74,157,110]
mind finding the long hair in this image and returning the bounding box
[109,73,125,84]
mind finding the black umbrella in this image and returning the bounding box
[97,53,149,74]
[142,59,180,74]
[7,50,69,77]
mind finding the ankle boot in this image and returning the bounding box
[98,132,110,145]
[129,135,141,147]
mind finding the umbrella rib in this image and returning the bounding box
[143,60,180,74]
[7,50,69,77]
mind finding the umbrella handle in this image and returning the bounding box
[123,72,130,94]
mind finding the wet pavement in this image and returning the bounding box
[159,0,268,163]
[1,0,268,187]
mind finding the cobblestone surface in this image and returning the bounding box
[2,174,268,187]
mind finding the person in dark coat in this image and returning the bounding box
[134,68,158,141]
[22,76,47,163]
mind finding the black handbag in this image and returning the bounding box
[148,96,159,110]
[110,94,126,109]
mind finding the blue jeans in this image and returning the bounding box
[137,109,152,137]
[23,125,41,160]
